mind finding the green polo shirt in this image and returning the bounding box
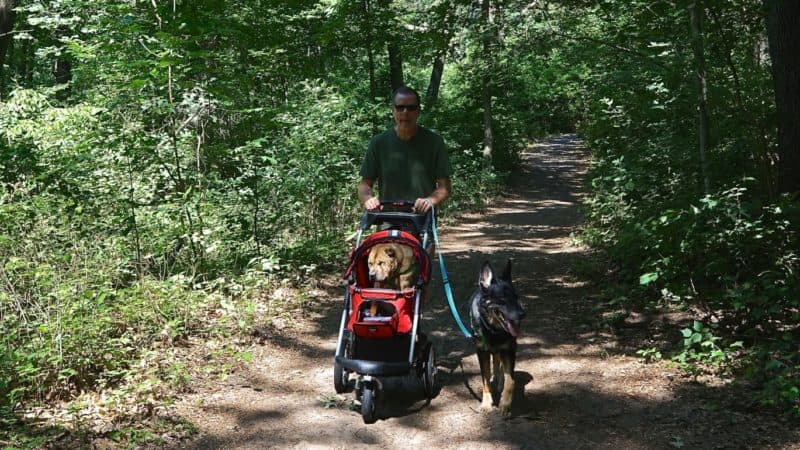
[360,126,452,202]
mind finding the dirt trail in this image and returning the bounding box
[173,135,799,450]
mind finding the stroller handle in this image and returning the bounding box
[359,199,433,236]
[377,200,416,209]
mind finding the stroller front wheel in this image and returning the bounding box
[360,386,378,424]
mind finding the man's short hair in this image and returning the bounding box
[392,86,421,106]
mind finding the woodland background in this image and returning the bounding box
[0,0,798,445]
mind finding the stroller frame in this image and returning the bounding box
[333,201,436,423]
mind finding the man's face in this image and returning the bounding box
[392,93,420,127]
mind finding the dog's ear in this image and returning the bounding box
[500,258,512,282]
[383,247,396,258]
[479,261,494,289]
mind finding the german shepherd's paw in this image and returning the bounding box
[499,380,515,418]
[479,394,493,412]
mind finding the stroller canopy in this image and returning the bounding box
[344,229,432,287]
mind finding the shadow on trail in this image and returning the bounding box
[176,376,796,450]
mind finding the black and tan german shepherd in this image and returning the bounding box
[469,259,526,417]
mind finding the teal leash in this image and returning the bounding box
[430,207,473,339]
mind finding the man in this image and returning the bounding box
[358,86,452,214]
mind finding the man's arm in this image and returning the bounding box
[359,178,380,210]
[414,177,451,213]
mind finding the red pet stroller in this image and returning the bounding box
[333,201,436,424]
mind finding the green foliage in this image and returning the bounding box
[1,0,526,429]
[317,394,348,409]
[636,347,663,363]
[759,362,800,415]
[671,321,742,376]
[569,0,799,414]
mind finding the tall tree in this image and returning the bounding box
[377,0,404,93]
[425,54,444,106]
[689,1,711,195]
[53,56,72,99]
[764,0,800,194]
[363,0,378,99]
[0,0,15,100]
[388,42,404,91]
[424,3,457,108]
[481,0,495,164]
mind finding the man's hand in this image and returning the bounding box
[364,196,381,211]
[414,197,434,214]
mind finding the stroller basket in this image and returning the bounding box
[349,288,413,339]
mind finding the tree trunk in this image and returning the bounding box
[363,0,377,99]
[689,1,711,195]
[707,7,744,109]
[425,53,444,108]
[52,24,73,100]
[425,5,456,110]
[377,0,403,95]
[481,0,494,165]
[764,0,800,195]
[754,34,777,197]
[53,57,72,98]
[0,0,16,101]
[367,45,377,99]
[20,39,31,84]
[388,42,403,92]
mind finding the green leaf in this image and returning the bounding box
[639,272,659,285]
[129,79,149,89]
[765,360,783,371]
[235,351,253,363]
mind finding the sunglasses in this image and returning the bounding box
[394,104,420,112]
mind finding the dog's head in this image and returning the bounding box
[367,244,401,284]
[475,259,526,337]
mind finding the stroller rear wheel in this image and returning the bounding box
[333,339,352,393]
[422,343,436,399]
[333,361,350,394]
